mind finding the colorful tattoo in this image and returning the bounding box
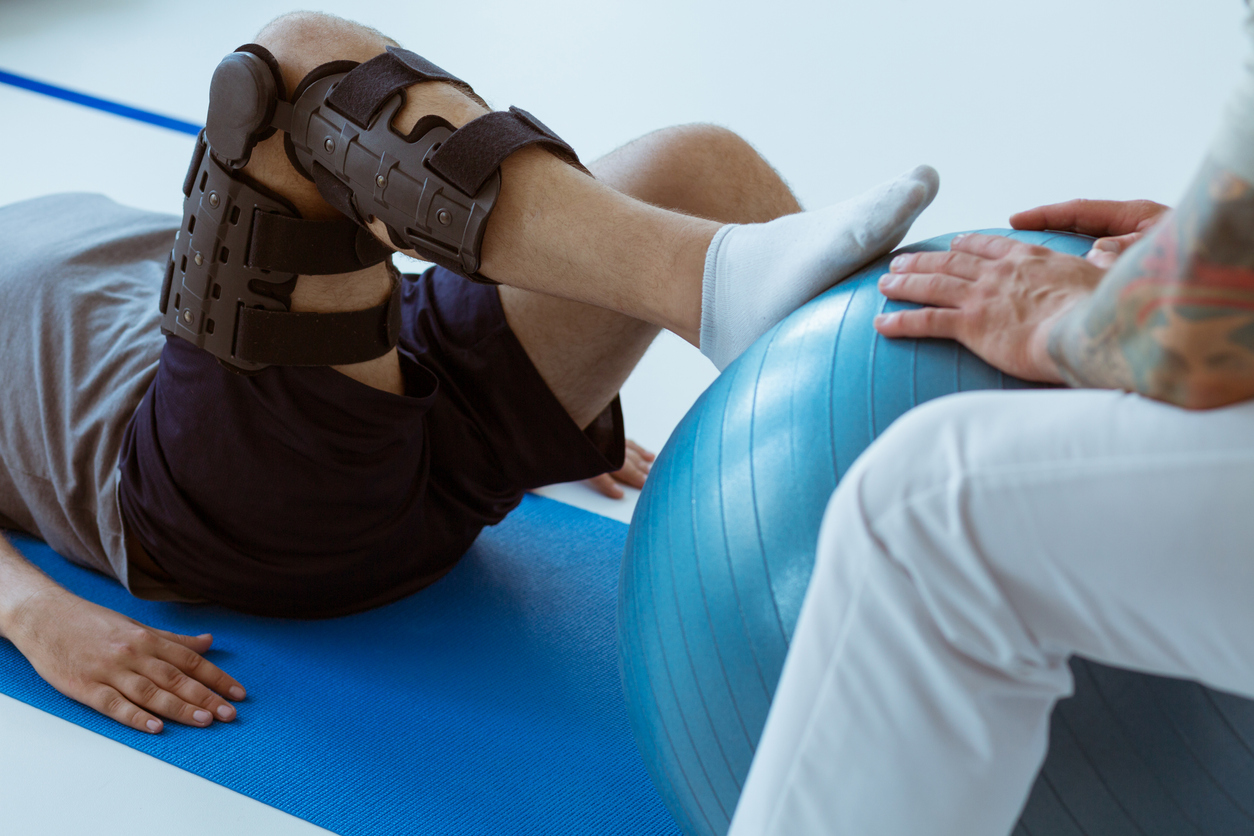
[1049,159,1254,407]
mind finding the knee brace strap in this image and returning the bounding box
[284,47,588,282]
[161,129,400,374]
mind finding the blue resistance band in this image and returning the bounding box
[0,68,202,136]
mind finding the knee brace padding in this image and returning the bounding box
[284,47,588,282]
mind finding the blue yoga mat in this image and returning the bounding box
[0,494,679,836]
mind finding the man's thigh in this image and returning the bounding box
[499,286,656,429]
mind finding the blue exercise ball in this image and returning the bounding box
[619,229,1254,836]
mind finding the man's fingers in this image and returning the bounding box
[1091,231,1143,255]
[623,439,656,462]
[587,438,654,497]
[613,461,649,489]
[879,272,969,308]
[1084,231,1147,269]
[154,629,213,652]
[1086,249,1119,269]
[949,233,1021,260]
[1010,199,1169,237]
[155,639,247,702]
[90,684,164,734]
[117,673,216,727]
[1011,199,1123,234]
[143,659,237,721]
[586,473,625,499]
[873,307,962,340]
[889,250,985,280]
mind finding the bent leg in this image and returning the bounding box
[245,12,936,386]
[502,124,802,427]
[731,389,1254,836]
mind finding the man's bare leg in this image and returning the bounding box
[502,124,803,427]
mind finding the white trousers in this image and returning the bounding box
[728,389,1254,836]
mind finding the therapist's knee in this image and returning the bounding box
[838,391,998,519]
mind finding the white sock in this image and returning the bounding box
[699,164,940,370]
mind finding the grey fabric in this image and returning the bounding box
[0,193,173,593]
[1212,2,1254,182]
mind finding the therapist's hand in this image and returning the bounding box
[4,584,245,734]
[874,233,1105,382]
[1011,198,1170,268]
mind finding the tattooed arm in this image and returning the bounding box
[1048,159,1254,408]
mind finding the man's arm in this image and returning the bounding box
[1048,160,1254,407]
[0,532,246,734]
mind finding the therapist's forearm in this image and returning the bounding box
[1048,157,1254,409]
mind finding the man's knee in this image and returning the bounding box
[254,11,394,96]
[641,124,762,189]
[623,123,796,223]
[654,123,757,166]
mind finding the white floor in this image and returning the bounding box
[0,0,1247,832]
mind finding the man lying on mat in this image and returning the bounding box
[0,11,940,733]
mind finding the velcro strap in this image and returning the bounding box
[427,107,587,197]
[327,46,476,128]
[311,162,362,222]
[234,276,403,366]
[248,212,393,275]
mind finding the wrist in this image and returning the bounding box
[0,540,59,641]
[1039,296,1090,387]
[1026,319,1064,385]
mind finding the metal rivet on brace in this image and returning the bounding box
[208,192,220,208]
[194,252,204,267]
[376,175,386,188]
[437,209,452,226]
[181,310,194,325]
[325,138,335,153]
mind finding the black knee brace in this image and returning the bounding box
[161,42,585,372]
[163,45,398,373]
[280,46,587,281]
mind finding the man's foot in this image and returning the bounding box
[698,165,940,370]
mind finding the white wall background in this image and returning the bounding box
[0,1,1248,833]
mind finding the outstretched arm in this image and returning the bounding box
[1048,160,1254,407]
[0,533,246,734]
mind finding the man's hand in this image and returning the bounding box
[874,234,1105,382]
[1011,198,1170,268]
[584,439,655,499]
[5,585,245,734]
